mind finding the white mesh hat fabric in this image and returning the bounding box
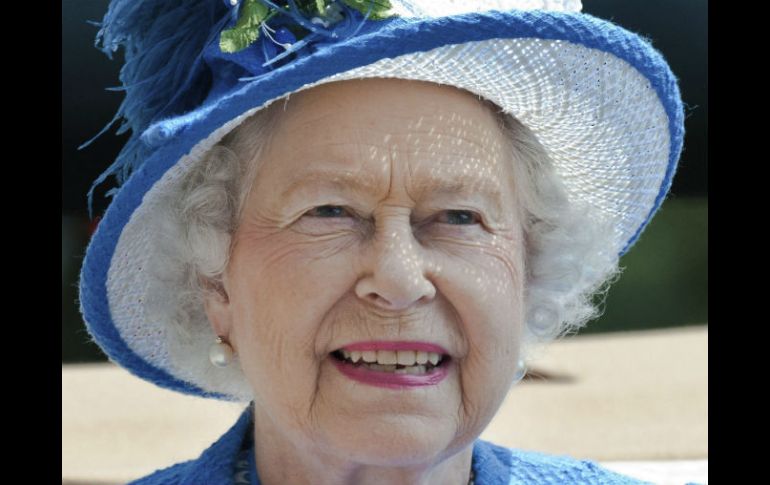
[107,36,672,400]
[388,0,582,17]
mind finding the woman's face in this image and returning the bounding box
[206,78,525,466]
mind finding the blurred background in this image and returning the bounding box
[62,0,708,363]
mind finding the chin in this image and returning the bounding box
[324,419,455,467]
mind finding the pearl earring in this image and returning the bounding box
[209,336,234,368]
[512,358,527,385]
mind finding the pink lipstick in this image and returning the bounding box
[330,341,452,389]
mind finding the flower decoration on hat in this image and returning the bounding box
[219,0,393,64]
[199,0,395,107]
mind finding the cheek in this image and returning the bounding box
[229,235,359,370]
[229,241,364,432]
[258,238,360,334]
[233,227,359,307]
[436,236,523,306]
[433,240,524,357]
[232,303,327,427]
[425,243,523,433]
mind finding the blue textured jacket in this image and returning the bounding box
[127,405,652,485]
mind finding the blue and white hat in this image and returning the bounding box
[79,0,685,401]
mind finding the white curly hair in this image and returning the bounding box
[151,92,621,400]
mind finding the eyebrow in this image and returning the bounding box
[280,170,379,199]
[410,177,506,216]
[280,169,506,216]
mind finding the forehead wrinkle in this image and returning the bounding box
[279,166,507,218]
[279,168,381,201]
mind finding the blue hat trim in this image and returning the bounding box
[80,8,684,399]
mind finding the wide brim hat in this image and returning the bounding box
[79,0,684,401]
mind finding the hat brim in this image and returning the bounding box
[80,9,684,400]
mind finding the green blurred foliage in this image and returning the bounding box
[582,197,708,334]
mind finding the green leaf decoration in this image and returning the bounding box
[220,0,271,53]
[220,27,260,53]
[219,0,394,54]
[340,0,393,20]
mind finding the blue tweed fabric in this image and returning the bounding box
[127,405,656,485]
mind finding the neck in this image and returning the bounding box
[251,408,475,485]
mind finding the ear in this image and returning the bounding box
[201,278,234,343]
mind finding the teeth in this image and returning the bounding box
[364,363,428,374]
[337,348,445,366]
[396,350,417,366]
[406,365,427,375]
[376,350,398,365]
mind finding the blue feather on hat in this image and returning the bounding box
[81,0,233,215]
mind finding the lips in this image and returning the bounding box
[329,341,453,388]
[331,348,447,368]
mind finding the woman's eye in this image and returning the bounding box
[302,206,481,226]
[436,210,482,226]
[304,205,352,218]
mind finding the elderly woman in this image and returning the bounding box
[79,0,684,484]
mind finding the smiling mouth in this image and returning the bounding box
[330,349,451,375]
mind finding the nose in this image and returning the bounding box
[354,212,436,311]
